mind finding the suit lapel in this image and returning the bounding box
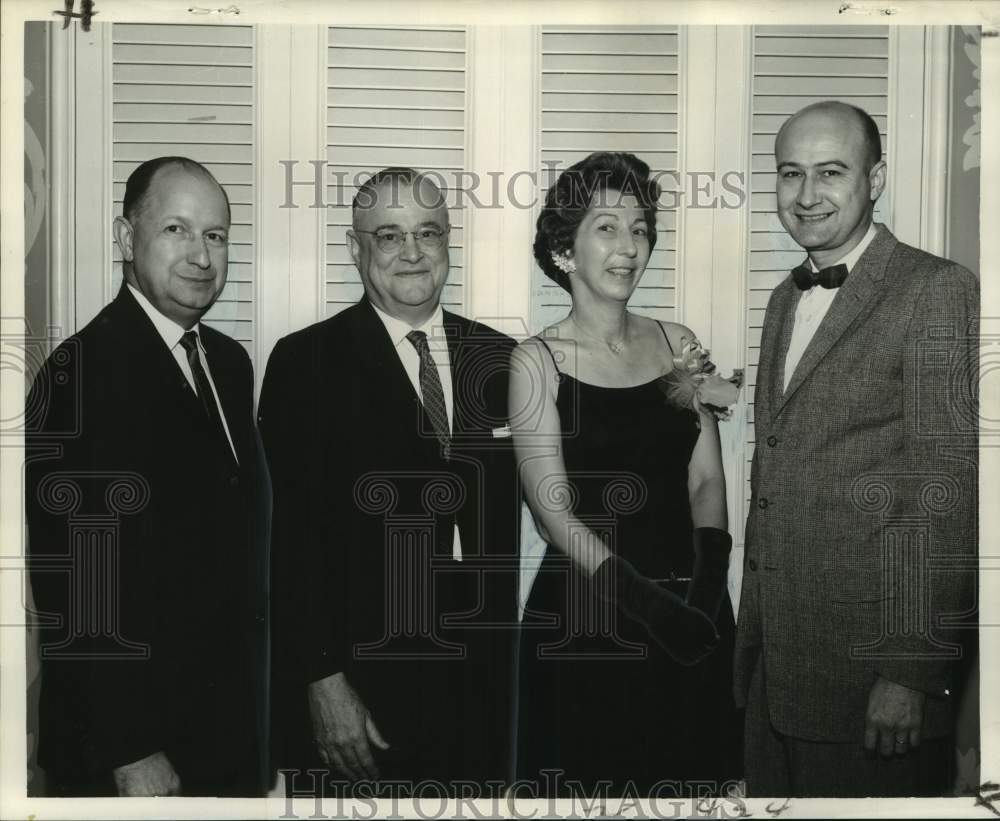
[199,330,249,466]
[442,310,466,436]
[354,297,421,402]
[114,286,206,421]
[352,299,437,448]
[773,225,897,417]
[759,283,800,430]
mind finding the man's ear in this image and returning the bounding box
[113,215,135,262]
[868,159,887,203]
[346,229,362,268]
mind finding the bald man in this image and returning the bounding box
[260,168,519,795]
[734,102,978,796]
[26,157,266,796]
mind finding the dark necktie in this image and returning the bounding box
[179,331,235,464]
[791,262,849,290]
[406,330,451,459]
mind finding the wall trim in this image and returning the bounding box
[922,25,952,257]
[888,25,948,253]
[465,25,538,336]
[47,24,74,341]
[60,23,113,333]
[714,25,753,610]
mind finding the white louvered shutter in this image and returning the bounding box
[111,23,256,357]
[533,26,679,332]
[325,26,467,318]
[745,25,890,505]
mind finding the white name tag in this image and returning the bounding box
[492,425,512,439]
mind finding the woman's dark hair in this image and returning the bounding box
[534,151,661,292]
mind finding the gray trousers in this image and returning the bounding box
[744,658,952,797]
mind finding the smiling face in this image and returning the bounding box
[567,192,651,303]
[347,177,450,326]
[775,106,886,269]
[114,164,230,329]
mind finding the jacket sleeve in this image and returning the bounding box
[26,340,164,773]
[258,336,354,686]
[874,262,979,696]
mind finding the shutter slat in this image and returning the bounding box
[325,26,467,319]
[112,23,256,351]
[743,24,890,506]
[533,26,679,332]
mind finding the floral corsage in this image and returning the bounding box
[658,337,744,421]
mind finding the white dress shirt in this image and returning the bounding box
[783,223,879,392]
[370,302,462,560]
[127,283,238,461]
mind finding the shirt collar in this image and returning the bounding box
[127,282,202,352]
[809,222,879,274]
[370,301,447,349]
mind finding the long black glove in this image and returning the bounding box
[592,555,718,666]
[685,527,733,622]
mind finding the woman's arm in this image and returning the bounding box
[687,409,728,531]
[509,339,612,575]
[509,336,719,664]
[663,320,733,621]
[661,319,728,531]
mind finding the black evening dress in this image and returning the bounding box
[517,335,741,797]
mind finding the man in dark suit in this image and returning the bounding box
[260,168,518,795]
[26,157,266,796]
[734,101,978,796]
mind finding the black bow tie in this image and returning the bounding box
[791,262,849,290]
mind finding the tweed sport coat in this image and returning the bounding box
[733,224,978,743]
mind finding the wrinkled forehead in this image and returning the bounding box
[354,177,449,228]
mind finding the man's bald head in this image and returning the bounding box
[351,167,447,223]
[776,101,882,172]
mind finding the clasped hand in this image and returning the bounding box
[863,675,925,758]
[112,750,181,796]
[309,672,390,781]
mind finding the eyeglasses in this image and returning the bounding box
[354,226,450,254]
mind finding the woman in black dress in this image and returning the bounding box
[510,152,741,797]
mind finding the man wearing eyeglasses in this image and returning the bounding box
[259,168,519,796]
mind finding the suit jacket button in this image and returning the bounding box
[757,497,769,509]
[748,558,758,571]
[766,435,778,447]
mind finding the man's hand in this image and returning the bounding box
[308,672,390,782]
[112,751,181,796]
[863,675,926,758]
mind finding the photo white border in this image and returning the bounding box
[2,0,997,818]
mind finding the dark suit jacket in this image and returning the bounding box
[25,286,267,795]
[734,225,979,742]
[259,299,519,785]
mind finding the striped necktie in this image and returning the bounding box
[179,330,235,465]
[406,330,451,460]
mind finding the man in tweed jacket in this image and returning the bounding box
[734,101,978,796]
